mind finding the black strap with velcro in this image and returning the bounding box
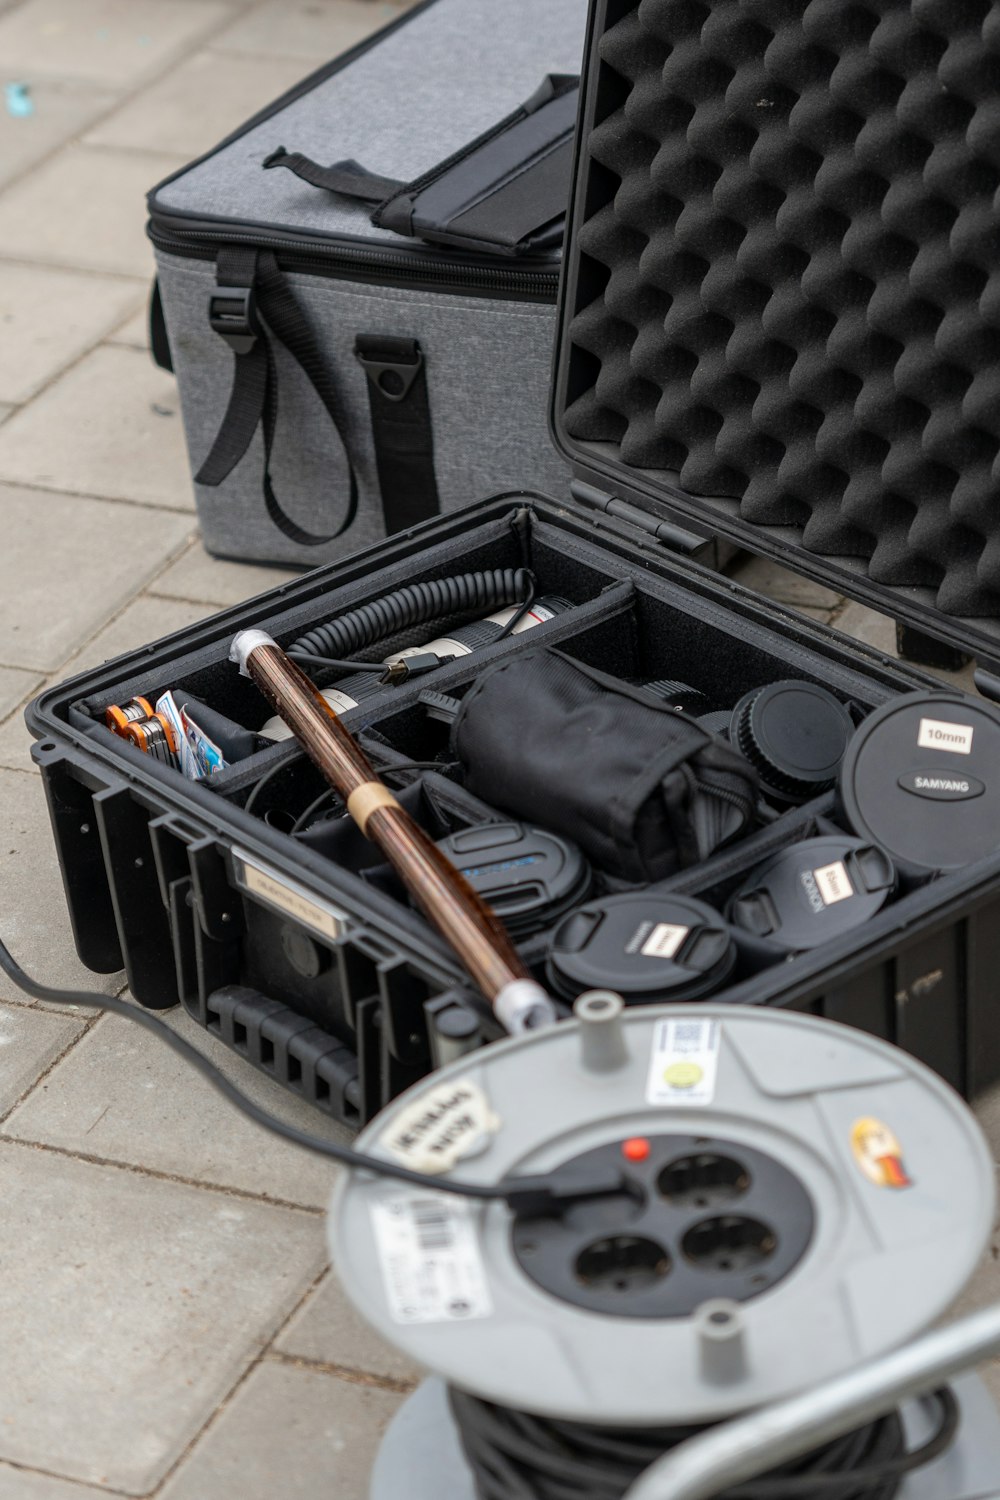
[262,74,579,259]
[261,152,403,203]
[195,246,358,547]
[354,334,440,534]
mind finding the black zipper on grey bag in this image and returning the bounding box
[147,223,560,303]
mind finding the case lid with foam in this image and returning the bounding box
[551,0,1000,671]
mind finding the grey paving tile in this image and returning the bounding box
[150,539,300,606]
[213,0,413,60]
[0,347,194,510]
[5,1008,347,1206]
[0,76,119,193]
[0,593,212,773]
[0,707,36,776]
[85,48,309,155]
[797,606,835,624]
[0,0,234,87]
[0,484,193,673]
[974,1083,1000,1162]
[158,1360,401,1500]
[0,1139,325,1491]
[0,406,11,424]
[276,1266,419,1384]
[0,144,182,277]
[944,1214,1000,1409]
[0,667,42,720]
[832,601,978,692]
[0,1003,85,1116]
[60,591,215,675]
[728,553,844,611]
[0,264,144,404]
[0,1466,113,1500]
[0,767,123,999]
[104,304,148,349]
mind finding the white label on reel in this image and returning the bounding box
[812,860,854,906]
[646,1018,720,1106]
[371,1193,493,1324]
[639,922,690,959]
[917,717,974,754]
[380,1078,500,1174]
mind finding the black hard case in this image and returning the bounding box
[26,0,1000,1127]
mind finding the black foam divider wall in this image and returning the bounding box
[563,0,1000,616]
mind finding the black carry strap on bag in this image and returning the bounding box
[196,257,442,545]
[196,245,360,546]
[263,74,579,258]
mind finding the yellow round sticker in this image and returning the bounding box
[663,1061,704,1090]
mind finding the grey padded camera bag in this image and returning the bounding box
[147,0,587,567]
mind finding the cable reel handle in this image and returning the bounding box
[623,1302,1000,1500]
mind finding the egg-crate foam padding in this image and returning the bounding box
[562,0,1000,617]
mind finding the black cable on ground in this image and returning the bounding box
[448,1385,959,1500]
[0,936,506,1203]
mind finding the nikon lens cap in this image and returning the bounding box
[838,692,1000,878]
[436,822,591,939]
[546,891,736,1004]
[728,836,896,953]
[731,681,854,806]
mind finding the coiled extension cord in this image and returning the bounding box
[289,568,534,665]
[448,1386,958,1500]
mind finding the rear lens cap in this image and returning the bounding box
[727,836,896,953]
[731,681,854,806]
[436,821,591,939]
[838,692,1000,878]
[546,892,736,1004]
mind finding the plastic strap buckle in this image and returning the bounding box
[207,285,260,354]
[354,344,423,402]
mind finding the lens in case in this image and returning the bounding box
[731,681,854,806]
[546,891,736,1004]
[727,836,895,953]
[838,691,1000,878]
[436,821,591,939]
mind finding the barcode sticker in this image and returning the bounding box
[370,1193,493,1325]
[646,1018,720,1106]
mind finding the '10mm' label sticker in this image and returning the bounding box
[646,1018,720,1106]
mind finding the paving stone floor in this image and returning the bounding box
[0,0,997,1494]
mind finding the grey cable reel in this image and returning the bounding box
[330,997,997,1494]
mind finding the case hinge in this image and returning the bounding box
[570,480,706,554]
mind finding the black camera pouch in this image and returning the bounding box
[452,649,758,883]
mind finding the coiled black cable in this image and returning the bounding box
[448,1385,959,1500]
[289,569,534,664]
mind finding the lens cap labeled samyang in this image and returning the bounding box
[838,692,1000,878]
[546,892,736,1004]
[727,837,896,952]
[436,822,591,939]
[731,681,854,806]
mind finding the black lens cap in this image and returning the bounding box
[643,678,712,715]
[731,681,854,806]
[546,892,736,1004]
[697,709,732,739]
[838,691,1000,878]
[436,821,591,939]
[727,836,896,953]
